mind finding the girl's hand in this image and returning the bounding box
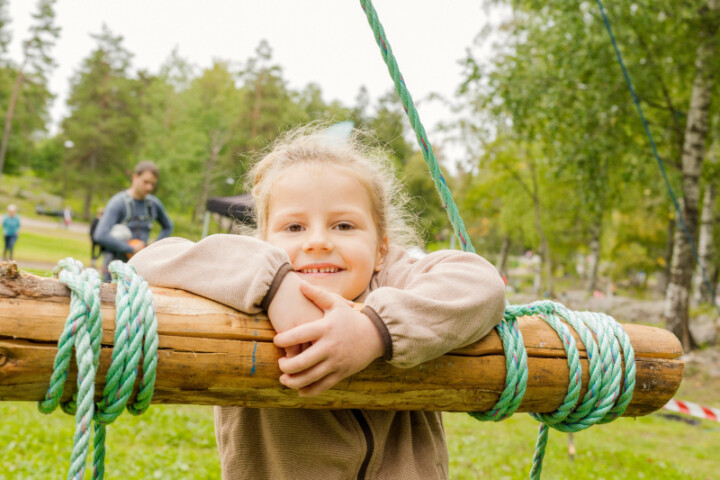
[267,272,323,357]
[273,282,384,397]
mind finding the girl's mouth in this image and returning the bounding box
[295,264,344,275]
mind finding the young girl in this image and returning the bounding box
[129,127,506,480]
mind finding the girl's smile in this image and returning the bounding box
[265,164,388,300]
[295,263,345,275]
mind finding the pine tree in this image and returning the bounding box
[0,0,59,182]
[61,24,141,219]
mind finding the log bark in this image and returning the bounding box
[0,264,683,416]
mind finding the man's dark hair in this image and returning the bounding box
[134,161,159,177]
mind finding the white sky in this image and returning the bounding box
[8,1,504,155]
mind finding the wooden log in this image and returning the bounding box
[0,263,683,416]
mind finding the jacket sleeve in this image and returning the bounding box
[363,248,506,368]
[128,234,293,314]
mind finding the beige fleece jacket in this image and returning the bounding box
[129,234,506,480]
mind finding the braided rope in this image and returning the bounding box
[359,0,475,253]
[38,259,158,480]
[497,302,635,479]
[38,258,101,479]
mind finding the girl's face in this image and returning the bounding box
[266,164,388,300]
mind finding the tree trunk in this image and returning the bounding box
[529,159,554,297]
[82,149,98,221]
[692,181,717,304]
[495,235,511,278]
[657,215,675,295]
[586,222,602,294]
[0,264,684,415]
[0,62,26,183]
[195,138,221,222]
[250,71,265,141]
[664,2,717,350]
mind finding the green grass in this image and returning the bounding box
[13,228,92,266]
[0,404,220,479]
[1,401,718,479]
[445,412,719,479]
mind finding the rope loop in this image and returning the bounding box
[469,299,636,479]
[38,259,158,480]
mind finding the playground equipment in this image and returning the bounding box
[0,262,682,413]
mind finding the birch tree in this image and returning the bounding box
[663,0,719,349]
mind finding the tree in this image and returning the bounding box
[61,24,141,219]
[0,0,10,58]
[0,0,59,182]
[692,144,718,304]
[663,0,719,349]
[455,1,718,310]
[182,61,245,220]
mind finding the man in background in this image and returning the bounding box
[93,161,173,281]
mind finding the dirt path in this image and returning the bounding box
[21,216,90,234]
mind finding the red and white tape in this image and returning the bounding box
[663,399,720,422]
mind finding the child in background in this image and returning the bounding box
[129,126,506,480]
[2,204,20,261]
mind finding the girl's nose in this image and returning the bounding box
[302,228,333,252]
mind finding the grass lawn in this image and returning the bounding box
[1,397,718,479]
[13,228,92,267]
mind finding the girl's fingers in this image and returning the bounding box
[279,360,334,391]
[273,320,324,348]
[284,344,302,358]
[278,343,328,375]
[297,373,342,397]
[299,282,339,310]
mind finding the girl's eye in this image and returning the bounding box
[334,222,355,231]
[286,224,304,232]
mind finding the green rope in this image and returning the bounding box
[485,302,636,479]
[358,2,636,477]
[359,0,475,254]
[38,259,158,480]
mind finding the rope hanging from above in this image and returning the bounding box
[359,0,475,254]
[39,259,158,480]
[357,1,636,477]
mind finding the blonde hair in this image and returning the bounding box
[244,124,420,248]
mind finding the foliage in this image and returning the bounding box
[0,0,58,178]
[61,24,142,219]
[453,0,720,291]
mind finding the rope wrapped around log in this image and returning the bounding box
[0,263,683,415]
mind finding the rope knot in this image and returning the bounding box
[39,259,158,480]
[474,298,635,479]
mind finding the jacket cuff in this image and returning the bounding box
[361,305,392,361]
[260,262,294,311]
